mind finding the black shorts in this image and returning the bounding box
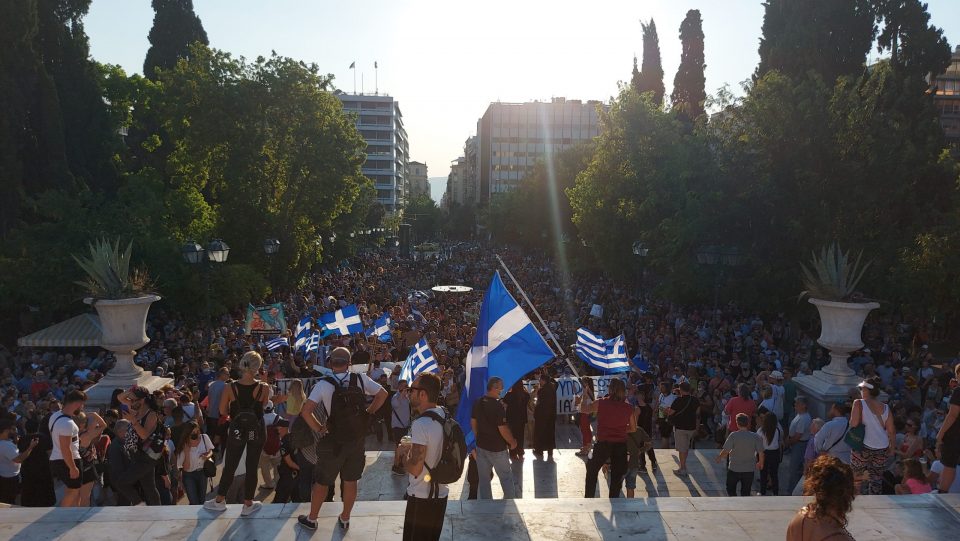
[392,427,409,442]
[657,419,672,437]
[312,438,365,485]
[50,459,86,489]
[941,439,960,469]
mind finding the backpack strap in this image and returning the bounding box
[418,408,447,499]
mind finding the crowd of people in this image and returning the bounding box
[1,243,959,539]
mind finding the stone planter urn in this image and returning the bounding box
[83,294,172,406]
[794,298,879,418]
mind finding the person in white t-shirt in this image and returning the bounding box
[401,372,448,541]
[391,380,412,475]
[298,347,387,532]
[0,418,38,505]
[929,459,960,493]
[49,390,87,507]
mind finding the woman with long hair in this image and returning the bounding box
[849,376,895,495]
[73,410,107,507]
[204,351,270,515]
[176,420,215,505]
[582,378,634,498]
[756,411,783,496]
[116,386,163,505]
[786,455,855,541]
[284,379,306,421]
[576,377,595,457]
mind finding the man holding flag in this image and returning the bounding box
[455,271,555,497]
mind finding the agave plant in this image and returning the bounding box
[73,238,153,300]
[799,243,871,302]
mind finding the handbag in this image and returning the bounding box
[290,413,318,449]
[845,399,885,452]
[201,441,217,478]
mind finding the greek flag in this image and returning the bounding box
[410,305,427,325]
[264,336,288,351]
[304,332,321,354]
[575,328,630,373]
[365,313,393,343]
[399,338,439,384]
[319,304,364,336]
[455,271,555,451]
[294,316,312,353]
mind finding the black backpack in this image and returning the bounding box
[325,374,369,443]
[228,383,264,443]
[420,407,467,496]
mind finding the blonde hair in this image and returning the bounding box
[238,351,264,376]
[286,379,306,415]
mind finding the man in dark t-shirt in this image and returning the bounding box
[667,382,700,477]
[470,377,518,499]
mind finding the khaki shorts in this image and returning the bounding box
[674,428,696,453]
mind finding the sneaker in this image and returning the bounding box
[391,465,405,476]
[672,469,688,477]
[240,501,262,516]
[338,516,350,530]
[297,515,318,531]
[651,464,658,472]
[203,499,227,512]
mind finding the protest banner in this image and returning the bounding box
[245,303,286,335]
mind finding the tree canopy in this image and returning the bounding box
[671,9,707,123]
[144,0,209,78]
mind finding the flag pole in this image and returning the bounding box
[495,254,581,379]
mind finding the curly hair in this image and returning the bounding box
[803,455,856,527]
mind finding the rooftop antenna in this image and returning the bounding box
[375,61,379,95]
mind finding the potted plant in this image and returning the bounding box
[799,243,879,379]
[74,238,161,381]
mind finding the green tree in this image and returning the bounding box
[756,0,875,83]
[404,194,443,241]
[143,0,209,79]
[871,0,951,79]
[630,55,641,91]
[671,9,707,124]
[634,19,664,106]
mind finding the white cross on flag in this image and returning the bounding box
[319,304,364,336]
[400,338,439,384]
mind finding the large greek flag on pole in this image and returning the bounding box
[455,271,555,450]
[575,328,631,373]
[399,338,439,384]
[365,313,393,343]
[319,304,364,336]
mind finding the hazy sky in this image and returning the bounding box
[85,1,960,201]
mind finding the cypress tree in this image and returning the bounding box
[671,9,707,123]
[872,0,951,79]
[144,0,209,79]
[756,0,875,83]
[637,19,665,106]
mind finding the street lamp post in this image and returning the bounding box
[696,245,744,322]
[263,238,279,301]
[182,238,230,332]
[632,241,650,301]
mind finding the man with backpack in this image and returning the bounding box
[297,347,387,531]
[401,372,465,541]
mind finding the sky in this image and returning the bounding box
[85,1,960,202]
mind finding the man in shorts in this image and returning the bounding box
[666,382,699,477]
[297,347,387,531]
[49,390,87,506]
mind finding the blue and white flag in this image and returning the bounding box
[264,336,288,351]
[319,304,364,336]
[631,352,651,373]
[410,305,427,325]
[575,328,631,373]
[399,338,439,384]
[294,316,312,353]
[365,313,393,343]
[304,332,321,354]
[455,271,555,450]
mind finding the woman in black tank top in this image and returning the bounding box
[204,351,270,515]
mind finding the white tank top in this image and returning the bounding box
[860,399,889,450]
